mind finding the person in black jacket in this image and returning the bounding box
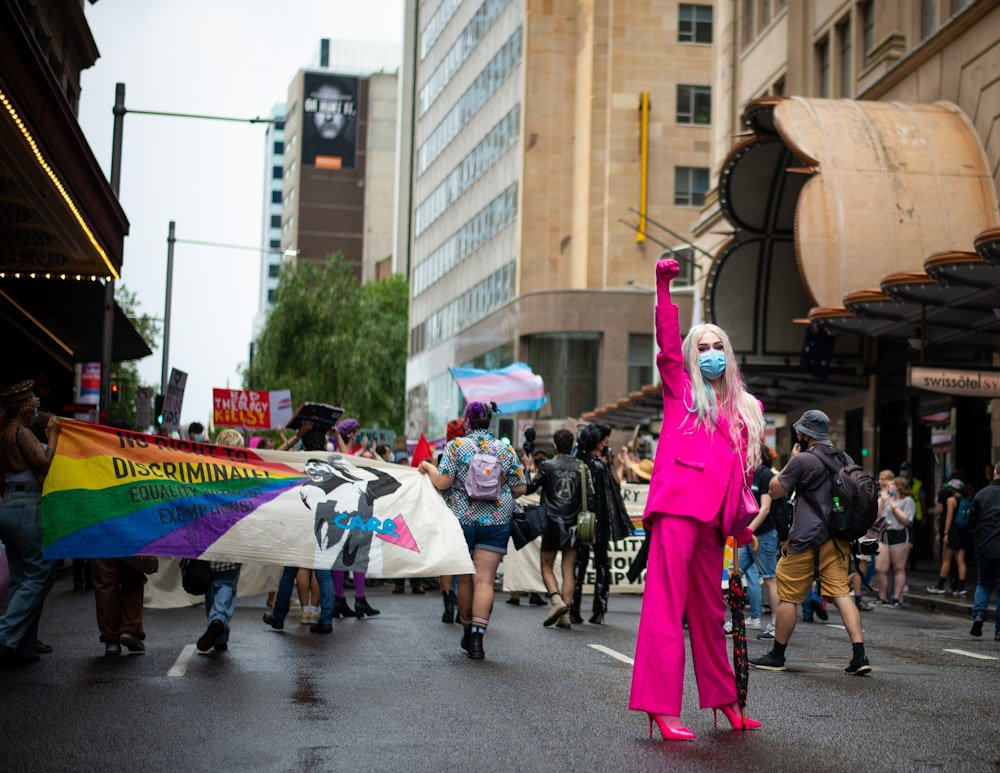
[968,461,1000,640]
[572,422,635,624]
[527,430,595,629]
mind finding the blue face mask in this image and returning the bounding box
[193,434,205,442]
[698,350,727,380]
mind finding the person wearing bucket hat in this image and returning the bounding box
[628,258,765,740]
[750,408,872,677]
[0,380,60,667]
[927,478,971,595]
[631,459,654,482]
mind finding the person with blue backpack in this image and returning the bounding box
[927,479,971,596]
[418,400,527,660]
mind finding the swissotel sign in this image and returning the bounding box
[908,366,1000,397]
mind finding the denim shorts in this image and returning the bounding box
[461,522,510,555]
[747,528,778,578]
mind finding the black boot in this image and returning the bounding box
[460,624,471,653]
[411,579,426,594]
[355,597,380,617]
[442,590,456,624]
[332,596,355,618]
[467,632,485,660]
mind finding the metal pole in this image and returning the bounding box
[101,82,127,416]
[161,220,175,395]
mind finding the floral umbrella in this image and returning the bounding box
[726,547,749,726]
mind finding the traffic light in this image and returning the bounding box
[498,418,514,443]
[110,381,121,402]
[154,394,164,426]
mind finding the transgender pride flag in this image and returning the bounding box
[449,361,547,414]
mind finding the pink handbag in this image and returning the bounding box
[737,485,759,520]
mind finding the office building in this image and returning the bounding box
[399,0,716,439]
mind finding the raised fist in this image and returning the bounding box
[656,258,681,282]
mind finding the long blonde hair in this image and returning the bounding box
[680,323,763,474]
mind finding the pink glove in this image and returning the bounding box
[735,527,754,548]
[656,258,680,290]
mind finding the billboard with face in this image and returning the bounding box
[301,73,359,169]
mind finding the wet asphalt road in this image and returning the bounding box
[1,575,999,772]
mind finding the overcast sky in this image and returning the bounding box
[77,0,404,429]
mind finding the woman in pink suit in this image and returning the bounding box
[628,258,764,740]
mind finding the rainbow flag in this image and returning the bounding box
[449,361,547,413]
[42,420,474,576]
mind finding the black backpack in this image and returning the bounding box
[810,446,880,541]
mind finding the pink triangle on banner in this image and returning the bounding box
[376,515,420,553]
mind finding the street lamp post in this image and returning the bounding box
[161,220,175,397]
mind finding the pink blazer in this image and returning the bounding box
[643,283,753,537]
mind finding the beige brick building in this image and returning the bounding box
[399,0,718,439]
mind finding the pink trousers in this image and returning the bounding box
[629,514,736,716]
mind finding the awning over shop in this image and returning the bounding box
[711,96,999,402]
[0,0,128,279]
[0,278,152,373]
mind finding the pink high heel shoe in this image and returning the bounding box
[713,704,762,731]
[647,713,696,741]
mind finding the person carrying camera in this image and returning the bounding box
[750,409,872,676]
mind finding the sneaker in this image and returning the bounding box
[119,632,145,653]
[952,588,967,597]
[810,598,829,621]
[262,612,284,630]
[748,617,763,630]
[555,612,572,630]
[845,656,871,676]
[750,650,786,671]
[970,616,984,637]
[104,642,122,657]
[757,624,775,640]
[723,619,733,635]
[854,597,873,612]
[197,619,224,652]
[888,599,901,609]
[926,585,947,594]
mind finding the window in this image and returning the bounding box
[678,4,712,43]
[270,215,281,228]
[269,239,280,249]
[273,141,284,155]
[837,18,852,97]
[676,85,711,125]
[741,0,755,46]
[668,247,696,285]
[760,0,771,27]
[674,167,709,207]
[816,35,830,97]
[268,263,281,278]
[272,166,282,180]
[772,76,786,96]
[271,190,282,204]
[628,334,654,394]
[860,1,874,54]
[921,0,936,38]
[267,289,277,304]
[524,333,600,419]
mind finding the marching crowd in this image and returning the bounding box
[2,257,1000,744]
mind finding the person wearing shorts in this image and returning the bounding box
[750,409,872,676]
[418,401,527,660]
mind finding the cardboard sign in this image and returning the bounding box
[161,368,187,431]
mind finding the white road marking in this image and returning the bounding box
[590,644,634,665]
[167,644,197,677]
[943,648,998,661]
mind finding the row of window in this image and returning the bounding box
[420,0,464,60]
[413,182,518,296]
[410,261,516,354]
[419,0,513,116]
[417,27,523,177]
[414,104,520,238]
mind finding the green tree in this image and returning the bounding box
[112,285,161,428]
[245,254,409,432]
